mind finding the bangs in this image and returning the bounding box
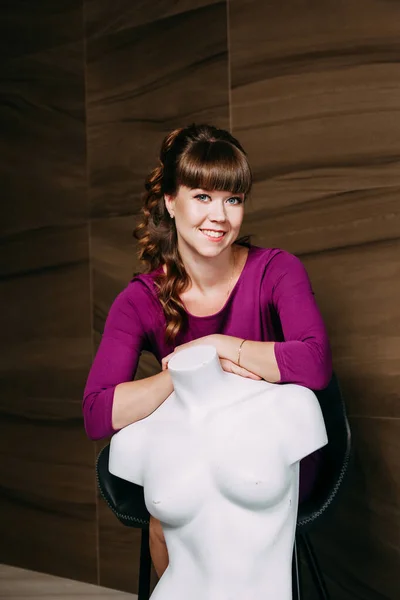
[176,140,252,196]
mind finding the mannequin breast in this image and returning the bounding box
[142,396,292,527]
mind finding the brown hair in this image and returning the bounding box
[133,123,253,346]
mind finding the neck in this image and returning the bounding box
[168,345,227,414]
[177,243,237,296]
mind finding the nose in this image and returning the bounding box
[208,200,227,223]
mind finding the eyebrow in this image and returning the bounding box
[191,189,243,196]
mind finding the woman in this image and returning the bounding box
[83,123,332,579]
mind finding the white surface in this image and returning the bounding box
[109,345,327,600]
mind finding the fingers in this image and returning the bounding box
[162,353,174,371]
[243,370,263,380]
[236,366,262,380]
[162,344,184,370]
[220,359,262,380]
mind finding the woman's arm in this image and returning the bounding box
[213,337,280,383]
[111,370,173,432]
[270,252,332,389]
[214,253,332,390]
[83,287,172,440]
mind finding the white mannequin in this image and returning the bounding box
[109,345,328,600]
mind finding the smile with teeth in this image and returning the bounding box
[200,229,226,238]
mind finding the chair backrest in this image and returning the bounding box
[297,372,352,532]
[96,444,150,528]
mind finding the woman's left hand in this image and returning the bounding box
[161,335,220,371]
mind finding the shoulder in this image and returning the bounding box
[119,265,164,308]
[105,274,161,334]
[110,279,151,312]
[247,245,302,273]
[246,245,307,291]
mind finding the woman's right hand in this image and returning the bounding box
[219,358,262,380]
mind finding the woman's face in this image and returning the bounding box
[165,185,245,257]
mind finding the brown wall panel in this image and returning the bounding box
[84,0,230,591]
[1,45,89,236]
[0,0,83,60]
[0,261,96,581]
[243,186,400,257]
[84,0,218,35]
[85,0,230,219]
[302,240,400,419]
[95,492,143,593]
[229,1,400,254]
[90,217,138,337]
[0,3,96,585]
[310,416,400,600]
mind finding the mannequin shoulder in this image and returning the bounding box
[274,384,328,462]
[235,383,325,442]
[274,384,324,422]
[110,420,147,454]
[240,383,322,425]
[108,419,153,483]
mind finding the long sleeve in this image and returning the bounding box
[269,252,332,390]
[83,286,148,440]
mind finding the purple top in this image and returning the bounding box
[83,245,332,500]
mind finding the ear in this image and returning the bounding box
[164,194,175,217]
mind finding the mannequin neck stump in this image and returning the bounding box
[168,345,227,413]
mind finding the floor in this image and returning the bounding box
[0,564,138,599]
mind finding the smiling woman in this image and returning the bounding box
[132,124,253,344]
[83,123,332,580]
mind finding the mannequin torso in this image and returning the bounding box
[109,346,327,599]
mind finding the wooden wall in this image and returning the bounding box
[0,1,399,598]
[229,2,400,599]
[0,0,98,585]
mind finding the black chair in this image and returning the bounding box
[292,373,352,599]
[96,445,152,600]
[96,372,351,600]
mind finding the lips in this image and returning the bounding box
[199,229,227,242]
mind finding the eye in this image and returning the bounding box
[194,193,243,204]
